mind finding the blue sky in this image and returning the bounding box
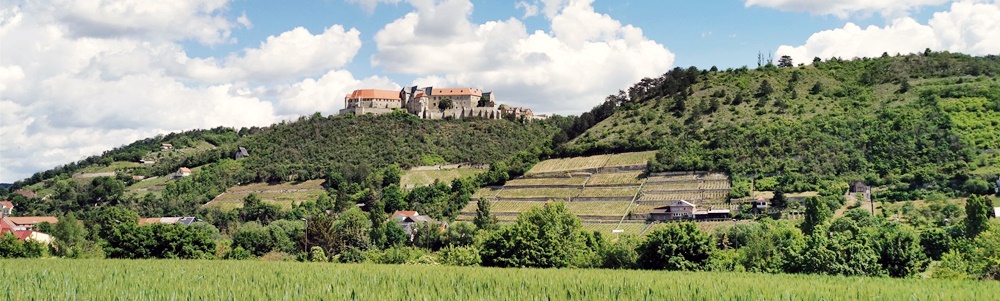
[1,0,998,182]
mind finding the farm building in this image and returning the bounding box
[174,167,192,179]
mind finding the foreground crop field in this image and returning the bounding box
[2,259,997,300]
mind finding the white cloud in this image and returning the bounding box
[516,1,539,17]
[776,1,1000,65]
[346,0,404,13]
[744,0,952,18]
[44,0,244,45]
[0,1,381,182]
[372,0,673,114]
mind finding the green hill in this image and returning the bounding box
[5,111,556,216]
[562,52,1000,200]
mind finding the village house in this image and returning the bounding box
[161,143,174,150]
[174,167,192,179]
[750,196,769,214]
[391,210,437,241]
[850,180,868,193]
[1,216,54,244]
[5,216,58,231]
[235,147,250,159]
[650,200,697,221]
[650,200,732,221]
[1,201,13,216]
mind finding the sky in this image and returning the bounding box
[1,0,999,183]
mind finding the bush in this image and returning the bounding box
[223,246,254,260]
[438,246,482,266]
[637,222,715,271]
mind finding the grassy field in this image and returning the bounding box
[400,168,484,187]
[202,180,327,210]
[2,259,997,300]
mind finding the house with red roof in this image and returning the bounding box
[1,200,13,216]
[6,216,58,231]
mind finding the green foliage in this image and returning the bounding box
[600,235,640,269]
[309,246,327,262]
[966,194,991,238]
[637,222,715,271]
[0,232,46,258]
[480,201,586,268]
[802,197,832,235]
[438,245,482,266]
[223,246,254,260]
[473,198,498,230]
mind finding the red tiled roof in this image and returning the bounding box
[15,189,36,198]
[178,167,191,173]
[6,216,58,225]
[0,201,13,210]
[347,89,401,101]
[13,230,31,240]
[392,210,418,218]
[1,216,14,233]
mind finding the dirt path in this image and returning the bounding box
[833,194,858,218]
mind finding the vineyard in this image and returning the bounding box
[504,177,589,186]
[526,151,655,174]
[202,180,327,210]
[3,259,996,300]
[400,168,485,188]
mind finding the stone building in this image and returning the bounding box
[341,86,506,120]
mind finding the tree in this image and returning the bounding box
[637,222,715,271]
[51,212,88,257]
[438,98,454,110]
[444,221,477,247]
[239,193,282,224]
[473,198,498,230]
[480,201,586,268]
[331,207,371,254]
[810,82,823,95]
[778,55,793,67]
[877,224,929,277]
[756,80,774,98]
[802,197,831,235]
[412,221,443,250]
[771,190,788,210]
[965,194,991,238]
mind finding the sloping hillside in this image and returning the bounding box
[564,52,1000,198]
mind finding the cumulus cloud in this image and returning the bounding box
[744,0,951,18]
[0,1,380,182]
[372,0,674,114]
[776,1,1000,65]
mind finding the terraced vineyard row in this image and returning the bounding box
[504,177,588,186]
[586,171,644,185]
[526,151,655,174]
[639,191,729,202]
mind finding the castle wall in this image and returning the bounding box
[338,107,398,116]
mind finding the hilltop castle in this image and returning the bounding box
[339,86,533,120]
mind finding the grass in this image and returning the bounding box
[3,259,997,300]
[586,171,644,185]
[400,168,484,187]
[75,161,142,174]
[202,180,326,210]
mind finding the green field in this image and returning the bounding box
[400,168,485,187]
[2,259,996,300]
